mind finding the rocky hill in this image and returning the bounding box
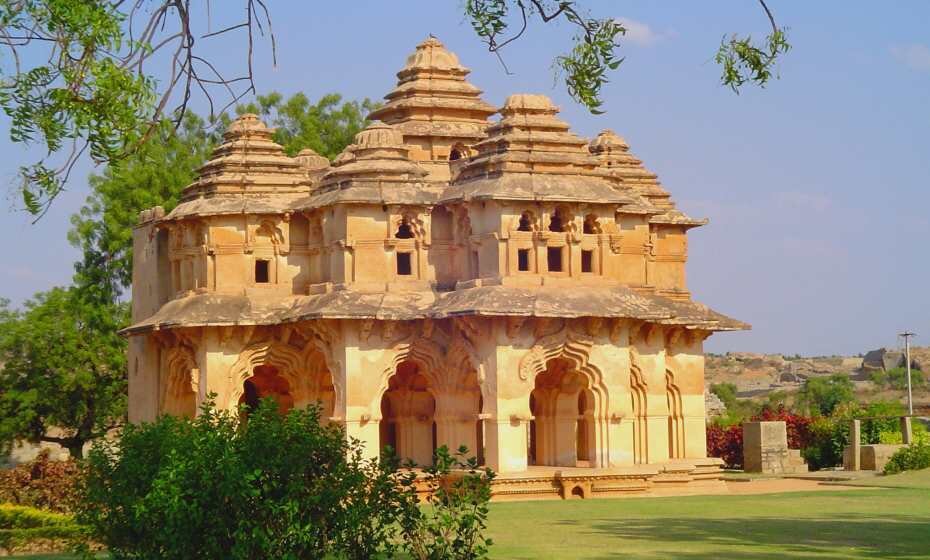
[705,346,929,397]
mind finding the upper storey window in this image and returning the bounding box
[395,218,415,239]
[583,214,601,235]
[255,260,270,284]
[548,208,569,233]
[517,211,534,232]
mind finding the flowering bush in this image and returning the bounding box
[0,451,81,513]
[707,405,818,469]
[706,424,743,469]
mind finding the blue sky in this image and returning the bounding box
[0,1,927,356]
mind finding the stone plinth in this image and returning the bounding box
[743,421,807,474]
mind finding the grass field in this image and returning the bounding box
[13,470,930,560]
[485,469,930,559]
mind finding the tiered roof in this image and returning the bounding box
[589,130,706,227]
[165,114,309,220]
[130,40,748,335]
[444,94,634,206]
[296,121,436,210]
[368,37,497,144]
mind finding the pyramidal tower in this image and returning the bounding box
[368,37,497,181]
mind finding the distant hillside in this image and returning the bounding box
[705,346,929,401]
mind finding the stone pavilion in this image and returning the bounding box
[126,37,748,499]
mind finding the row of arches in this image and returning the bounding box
[162,346,688,468]
[516,209,603,235]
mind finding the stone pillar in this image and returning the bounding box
[396,414,434,466]
[845,419,861,471]
[344,418,380,462]
[901,417,913,445]
[742,421,789,473]
[435,415,479,457]
[485,418,528,474]
[553,391,579,466]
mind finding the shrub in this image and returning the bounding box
[399,446,495,560]
[0,504,83,555]
[0,451,82,513]
[870,367,925,390]
[77,398,495,560]
[706,424,743,469]
[802,415,849,470]
[884,439,930,474]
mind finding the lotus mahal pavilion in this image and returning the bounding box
[126,37,747,499]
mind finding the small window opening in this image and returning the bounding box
[396,252,413,276]
[581,250,594,273]
[518,249,531,272]
[471,251,480,277]
[396,219,415,239]
[548,213,564,233]
[255,260,270,283]
[547,247,563,272]
[583,215,601,235]
[449,149,462,161]
[518,212,533,232]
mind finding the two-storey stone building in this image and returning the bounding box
[126,37,747,498]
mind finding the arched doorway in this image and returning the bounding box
[528,358,598,467]
[239,364,294,415]
[379,360,436,466]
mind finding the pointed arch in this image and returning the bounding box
[630,362,649,464]
[162,345,198,417]
[227,338,339,419]
[666,368,685,460]
[518,326,610,467]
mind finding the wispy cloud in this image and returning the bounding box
[890,43,930,72]
[615,17,673,47]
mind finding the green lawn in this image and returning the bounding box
[485,469,930,559]
[13,470,930,560]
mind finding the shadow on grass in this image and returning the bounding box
[559,513,930,560]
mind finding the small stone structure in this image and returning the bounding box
[742,421,808,474]
[844,418,911,472]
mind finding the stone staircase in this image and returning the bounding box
[783,449,809,474]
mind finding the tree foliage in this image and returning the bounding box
[465,0,790,112]
[0,0,275,218]
[0,289,128,459]
[797,374,856,416]
[238,92,378,159]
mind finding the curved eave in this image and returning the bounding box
[294,180,442,210]
[442,173,633,205]
[122,286,749,335]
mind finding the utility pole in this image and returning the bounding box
[899,331,916,415]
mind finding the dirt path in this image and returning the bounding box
[723,478,863,495]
